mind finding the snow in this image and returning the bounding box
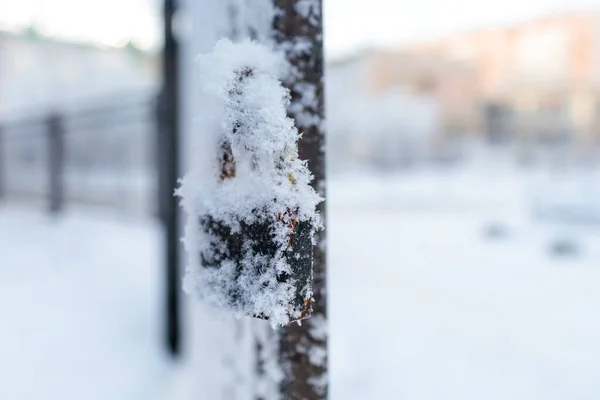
[330,168,600,400]
[4,167,600,399]
[0,207,168,400]
[227,0,275,42]
[294,0,320,24]
[530,168,600,225]
[178,39,321,327]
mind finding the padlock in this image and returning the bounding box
[182,40,321,327]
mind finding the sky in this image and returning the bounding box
[0,0,599,57]
[0,0,160,49]
[324,0,600,58]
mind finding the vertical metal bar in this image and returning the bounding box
[162,0,181,356]
[48,114,64,214]
[272,1,328,398]
[0,125,4,200]
[154,94,166,221]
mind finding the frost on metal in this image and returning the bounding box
[227,0,275,42]
[178,39,322,328]
[272,1,328,398]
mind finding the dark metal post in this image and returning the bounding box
[273,1,328,398]
[161,0,181,356]
[0,125,4,200]
[47,114,64,214]
[155,93,167,223]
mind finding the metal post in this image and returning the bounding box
[155,93,167,223]
[0,125,4,200]
[47,114,64,214]
[161,0,181,356]
[272,1,328,398]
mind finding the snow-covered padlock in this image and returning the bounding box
[179,40,322,327]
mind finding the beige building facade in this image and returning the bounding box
[362,12,600,147]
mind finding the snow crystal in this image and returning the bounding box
[307,373,328,396]
[294,0,320,27]
[288,81,321,129]
[307,345,327,366]
[228,0,276,42]
[308,313,327,341]
[178,39,322,328]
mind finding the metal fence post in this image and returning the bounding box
[272,1,328,398]
[161,0,181,357]
[0,125,4,200]
[47,113,64,214]
[154,93,166,222]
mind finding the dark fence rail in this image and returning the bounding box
[0,96,158,215]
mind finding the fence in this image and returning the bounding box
[0,96,159,215]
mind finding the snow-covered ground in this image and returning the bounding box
[0,208,169,400]
[3,167,600,399]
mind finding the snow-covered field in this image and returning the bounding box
[3,168,600,399]
[0,208,169,400]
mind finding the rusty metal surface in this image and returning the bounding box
[200,212,313,321]
[273,0,328,398]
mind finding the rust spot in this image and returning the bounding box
[219,142,236,180]
[287,172,296,185]
[278,208,299,246]
[298,294,313,320]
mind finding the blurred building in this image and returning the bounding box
[332,12,600,160]
[403,12,600,150]
[327,52,441,170]
[369,52,478,140]
[0,28,158,116]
